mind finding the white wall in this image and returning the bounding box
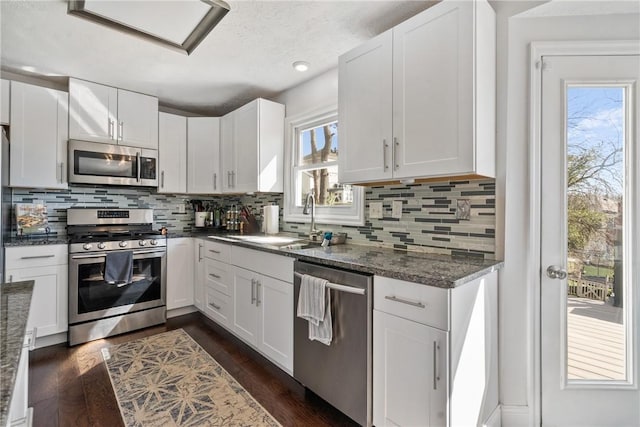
[497,5,640,426]
[273,67,338,117]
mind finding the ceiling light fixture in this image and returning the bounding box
[67,0,230,55]
[293,61,310,72]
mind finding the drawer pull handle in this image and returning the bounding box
[208,302,221,310]
[208,273,221,279]
[433,341,440,389]
[208,249,221,254]
[384,295,425,308]
[20,254,56,260]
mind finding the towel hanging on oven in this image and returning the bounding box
[104,251,134,286]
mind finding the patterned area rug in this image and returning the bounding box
[102,329,281,427]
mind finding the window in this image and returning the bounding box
[284,106,364,226]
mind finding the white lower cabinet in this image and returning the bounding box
[203,286,233,328]
[232,265,293,373]
[166,238,194,310]
[373,310,448,426]
[5,245,68,339]
[373,271,499,427]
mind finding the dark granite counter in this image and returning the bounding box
[4,236,68,247]
[194,234,503,288]
[0,280,34,427]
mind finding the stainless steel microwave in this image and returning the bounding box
[68,140,157,187]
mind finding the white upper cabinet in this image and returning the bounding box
[187,117,220,194]
[10,81,69,189]
[338,30,393,183]
[158,112,187,193]
[220,98,285,193]
[339,0,496,184]
[1,79,10,125]
[69,78,158,149]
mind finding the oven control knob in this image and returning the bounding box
[119,241,128,248]
[97,243,106,250]
[83,243,92,251]
[150,239,158,246]
[139,240,147,246]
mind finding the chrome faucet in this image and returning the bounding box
[303,191,321,240]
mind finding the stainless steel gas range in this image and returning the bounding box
[67,208,166,345]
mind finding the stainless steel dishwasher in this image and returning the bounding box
[293,260,373,426]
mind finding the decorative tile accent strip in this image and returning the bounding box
[11,178,495,258]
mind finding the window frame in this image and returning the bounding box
[283,104,364,226]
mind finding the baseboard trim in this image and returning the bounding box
[501,405,530,427]
[167,305,197,318]
[33,332,67,349]
[483,405,502,427]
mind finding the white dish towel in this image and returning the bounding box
[296,274,333,345]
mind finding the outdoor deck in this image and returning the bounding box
[567,296,625,380]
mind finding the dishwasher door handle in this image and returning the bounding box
[294,272,366,295]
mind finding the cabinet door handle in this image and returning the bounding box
[108,119,114,139]
[231,171,235,188]
[198,243,203,261]
[433,341,440,390]
[61,162,66,183]
[384,295,425,308]
[227,171,231,187]
[208,272,221,279]
[393,137,399,170]
[213,173,217,191]
[20,254,56,260]
[250,278,256,304]
[8,275,13,283]
[118,121,124,141]
[161,171,165,188]
[136,152,141,182]
[383,139,389,170]
[208,302,221,310]
[256,280,261,307]
[208,249,220,254]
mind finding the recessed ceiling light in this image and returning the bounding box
[293,61,310,72]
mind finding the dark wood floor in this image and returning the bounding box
[29,312,358,426]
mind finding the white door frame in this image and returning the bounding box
[529,40,640,426]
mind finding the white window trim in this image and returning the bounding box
[284,104,365,226]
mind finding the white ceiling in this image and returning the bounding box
[1,0,436,116]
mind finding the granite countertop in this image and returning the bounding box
[0,280,34,427]
[196,233,503,288]
[4,236,69,247]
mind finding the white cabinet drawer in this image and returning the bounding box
[231,246,294,283]
[5,244,68,269]
[203,239,231,263]
[374,275,449,331]
[203,286,233,329]
[205,258,232,296]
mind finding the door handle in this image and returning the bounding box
[136,152,141,182]
[208,273,221,279]
[231,171,235,188]
[208,302,221,310]
[161,171,165,188]
[433,341,440,390]
[58,162,64,183]
[198,243,203,261]
[256,280,261,307]
[393,137,399,170]
[385,295,425,308]
[213,173,217,191]
[108,119,114,139]
[383,139,389,170]
[227,171,231,188]
[118,121,124,141]
[21,254,55,260]
[250,278,256,304]
[208,249,220,254]
[546,265,567,280]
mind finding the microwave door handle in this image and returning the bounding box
[136,152,141,182]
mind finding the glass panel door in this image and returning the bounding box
[565,87,627,381]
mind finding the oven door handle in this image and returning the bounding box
[70,249,165,259]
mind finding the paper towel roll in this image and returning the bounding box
[263,205,279,234]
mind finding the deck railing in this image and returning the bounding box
[568,277,611,301]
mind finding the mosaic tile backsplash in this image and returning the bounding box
[11,178,495,258]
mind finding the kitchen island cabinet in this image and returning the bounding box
[69,78,158,149]
[339,0,495,184]
[9,81,68,189]
[373,271,498,427]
